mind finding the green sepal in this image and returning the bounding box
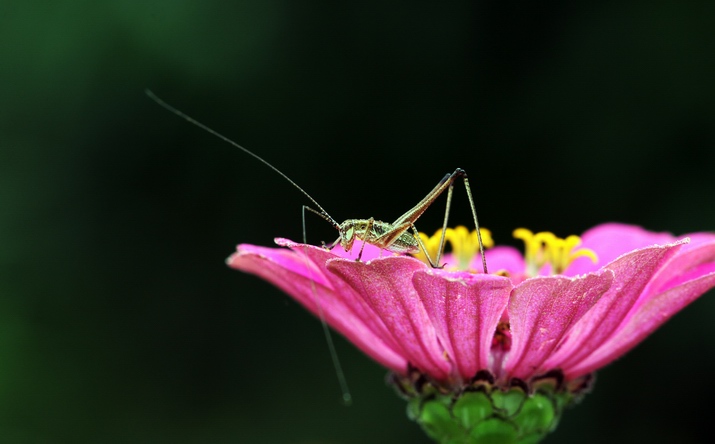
[452,391,493,429]
[405,387,575,444]
[512,393,555,435]
[468,418,518,444]
[420,399,466,443]
[491,389,525,417]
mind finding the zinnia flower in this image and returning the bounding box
[227,223,715,443]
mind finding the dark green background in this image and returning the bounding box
[2,1,714,443]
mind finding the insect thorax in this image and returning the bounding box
[339,219,420,254]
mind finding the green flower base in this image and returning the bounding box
[393,371,587,444]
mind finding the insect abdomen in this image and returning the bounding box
[387,234,420,254]
[370,221,420,254]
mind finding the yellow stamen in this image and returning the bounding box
[513,228,598,276]
[413,226,493,270]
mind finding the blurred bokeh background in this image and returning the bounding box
[2,1,714,443]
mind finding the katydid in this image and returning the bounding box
[147,90,490,404]
[146,90,488,273]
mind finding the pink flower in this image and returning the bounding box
[227,223,715,387]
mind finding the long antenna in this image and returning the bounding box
[145,90,340,230]
[148,89,352,404]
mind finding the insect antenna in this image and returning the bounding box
[146,90,352,404]
[145,90,341,231]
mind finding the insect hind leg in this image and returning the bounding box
[458,171,488,274]
[432,169,488,273]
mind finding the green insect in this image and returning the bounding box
[146,90,488,272]
[147,90,489,404]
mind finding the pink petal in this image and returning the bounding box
[682,232,715,248]
[327,256,453,380]
[412,270,512,380]
[231,242,332,287]
[643,238,715,297]
[542,242,683,373]
[312,238,390,262]
[228,243,408,373]
[568,271,715,377]
[504,270,614,381]
[277,239,406,358]
[565,223,676,276]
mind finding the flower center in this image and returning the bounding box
[414,226,494,270]
[491,321,512,351]
[513,228,598,276]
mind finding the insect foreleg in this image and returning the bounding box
[356,218,374,261]
[302,205,341,249]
